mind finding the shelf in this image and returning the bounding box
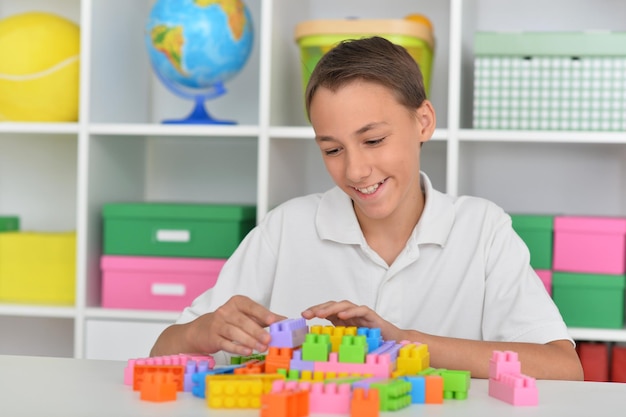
[0,123,79,135]
[569,328,626,343]
[0,304,76,319]
[88,123,261,138]
[84,307,179,323]
[459,129,626,144]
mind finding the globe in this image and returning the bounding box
[145,0,254,124]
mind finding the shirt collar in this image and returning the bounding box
[316,172,455,247]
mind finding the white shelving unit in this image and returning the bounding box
[0,0,625,360]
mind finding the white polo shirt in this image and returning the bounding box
[177,172,571,349]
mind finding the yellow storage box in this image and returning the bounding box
[295,16,435,96]
[0,232,76,304]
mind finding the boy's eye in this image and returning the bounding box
[324,148,340,156]
[365,138,385,146]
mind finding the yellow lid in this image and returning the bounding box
[294,18,434,50]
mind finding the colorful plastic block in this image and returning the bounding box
[489,350,521,380]
[489,373,538,406]
[339,335,367,363]
[315,352,392,378]
[440,369,471,400]
[302,333,331,362]
[424,375,444,404]
[310,325,357,352]
[190,365,247,398]
[308,382,351,414]
[401,376,425,404]
[357,327,383,352]
[397,343,430,375]
[133,365,184,392]
[140,372,178,402]
[370,378,412,411]
[265,347,293,373]
[351,387,380,417]
[290,349,316,372]
[269,318,309,348]
[261,382,309,417]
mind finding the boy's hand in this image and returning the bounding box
[188,295,285,356]
[301,300,404,342]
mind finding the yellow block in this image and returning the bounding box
[0,232,76,304]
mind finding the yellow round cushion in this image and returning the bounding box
[0,12,80,122]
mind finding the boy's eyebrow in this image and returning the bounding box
[316,122,388,142]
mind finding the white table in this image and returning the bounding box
[0,355,624,416]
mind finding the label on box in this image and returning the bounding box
[155,229,190,243]
[151,283,186,296]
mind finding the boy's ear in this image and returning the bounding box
[416,100,436,141]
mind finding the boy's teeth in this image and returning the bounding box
[357,182,380,194]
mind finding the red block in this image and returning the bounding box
[611,345,626,383]
[577,342,609,382]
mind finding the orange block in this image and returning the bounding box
[140,372,177,402]
[265,347,293,373]
[424,375,444,404]
[235,359,265,374]
[261,389,309,417]
[351,388,380,417]
[133,364,184,391]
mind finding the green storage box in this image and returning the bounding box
[0,216,19,232]
[103,203,256,258]
[553,272,625,329]
[473,31,626,131]
[510,214,554,269]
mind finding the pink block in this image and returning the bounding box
[534,269,552,296]
[489,351,521,380]
[489,373,538,406]
[308,382,351,414]
[101,255,225,311]
[314,352,393,378]
[553,216,626,274]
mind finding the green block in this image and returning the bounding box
[440,370,471,400]
[338,335,367,363]
[103,203,256,258]
[302,333,331,362]
[0,216,19,232]
[511,214,554,269]
[553,272,625,329]
[371,379,412,411]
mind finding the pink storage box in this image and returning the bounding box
[535,269,552,296]
[101,255,225,311]
[553,216,626,274]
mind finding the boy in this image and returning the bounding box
[151,37,583,380]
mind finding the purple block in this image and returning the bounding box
[290,349,316,372]
[269,318,309,348]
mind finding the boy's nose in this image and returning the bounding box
[345,151,372,183]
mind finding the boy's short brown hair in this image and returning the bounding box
[305,36,427,119]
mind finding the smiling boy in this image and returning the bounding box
[151,36,583,380]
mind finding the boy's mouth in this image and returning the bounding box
[355,178,387,195]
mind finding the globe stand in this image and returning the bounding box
[156,70,236,125]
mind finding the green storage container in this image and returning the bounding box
[553,272,625,329]
[510,214,554,269]
[103,203,256,258]
[473,31,626,131]
[0,216,19,232]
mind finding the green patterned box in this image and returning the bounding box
[473,32,626,131]
[510,214,554,269]
[553,272,625,329]
[0,216,19,232]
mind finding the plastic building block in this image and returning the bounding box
[370,378,412,411]
[339,335,367,363]
[290,349,316,372]
[488,350,538,406]
[397,343,430,375]
[302,333,332,362]
[205,374,285,408]
[269,318,309,348]
[140,371,178,402]
[234,359,265,374]
[190,364,246,398]
[265,347,293,374]
[370,340,404,363]
[308,382,351,414]
[357,327,383,352]
[489,350,521,380]
[440,369,471,400]
[124,354,214,386]
[183,359,212,392]
[231,352,266,365]
[132,365,184,392]
[315,352,392,378]
[424,375,444,404]
[310,325,357,352]
[401,376,425,403]
[351,387,380,417]
[261,381,309,417]
[489,373,538,406]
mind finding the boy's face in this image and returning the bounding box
[310,80,435,224]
